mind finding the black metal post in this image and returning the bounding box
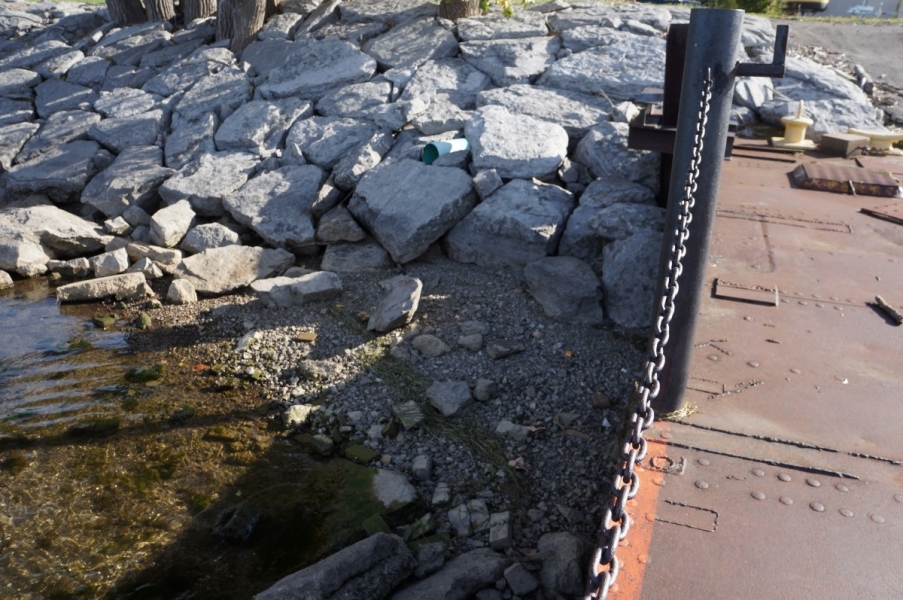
[650,9,744,414]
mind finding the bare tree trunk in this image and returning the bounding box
[224,0,266,52]
[106,0,148,26]
[145,0,175,21]
[265,0,280,20]
[183,0,216,22]
[438,0,480,21]
[216,0,234,41]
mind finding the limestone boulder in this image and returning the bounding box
[283,116,380,169]
[165,112,218,170]
[368,275,422,332]
[320,240,396,272]
[559,202,665,262]
[398,58,491,121]
[81,145,173,218]
[348,159,476,264]
[2,140,99,202]
[150,200,196,248]
[173,67,251,126]
[392,549,509,600]
[457,12,548,41]
[601,228,663,329]
[0,122,39,171]
[214,98,312,157]
[56,272,150,302]
[16,110,101,165]
[460,36,559,87]
[86,110,166,154]
[34,78,98,118]
[524,256,604,324]
[175,245,295,295]
[362,18,458,71]
[180,223,241,254]
[0,68,41,100]
[0,98,34,127]
[340,0,436,25]
[159,152,259,217]
[93,88,161,120]
[573,121,659,191]
[3,201,108,258]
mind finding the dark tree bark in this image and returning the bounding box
[106,0,148,27]
[265,0,280,21]
[217,0,266,52]
[438,0,480,21]
[183,0,216,23]
[216,0,234,41]
[145,0,175,21]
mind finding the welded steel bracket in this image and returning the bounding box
[735,25,789,78]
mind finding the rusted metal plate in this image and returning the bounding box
[860,202,903,226]
[713,278,779,306]
[716,205,852,233]
[855,155,903,175]
[792,163,901,197]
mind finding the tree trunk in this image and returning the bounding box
[106,0,147,26]
[145,0,175,21]
[216,0,234,41]
[183,0,216,23]
[228,0,267,52]
[438,0,480,21]
[265,0,280,21]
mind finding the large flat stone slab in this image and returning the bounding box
[34,78,98,118]
[283,116,380,169]
[573,121,658,191]
[339,0,436,25]
[2,140,99,201]
[524,256,604,324]
[91,29,173,67]
[601,228,662,329]
[457,12,549,41]
[93,88,161,119]
[3,201,108,258]
[444,179,574,268]
[256,38,376,102]
[173,67,251,126]
[0,40,72,71]
[0,122,39,171]
[81,145,173,218]
[559,201,664,263]
[16,110,100,164]
[214,98,311,157]
[150,199,196,248]
[465,105,568,179]
[159,152,259,217]
[348,159,476,264]
[164,112,218,170]
[142,59,226,97]
[392,549,509,600]
[362,18,458,71]
[0,68,41,100]
[398,58,491,121]
[56,272,150,302]
[87,110,165,154]
[175,245,295,295]
[460,36,559,87]
[223,165,324,251]
[0,97,34,127]
[0,221,49,277]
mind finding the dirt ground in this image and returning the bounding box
[772,18,903,91]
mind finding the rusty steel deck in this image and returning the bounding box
[614,145,903,599]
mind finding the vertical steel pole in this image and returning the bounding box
[650,8,744,414]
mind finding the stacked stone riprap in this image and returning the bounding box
[0,0,888,317]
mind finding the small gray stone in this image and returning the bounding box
[87,110,165,154]
[504,563,538,596]
[414,335,451,358]
[166,278,198,304]
[122,205,151,227]
[289,271,343,304]
[414,541,446,580]
[316,205,367,244]
[0,270,14,289]
[427,380,472,416]
[524,256,604,324]
[56,272,150,302]
[165,112,218,170]
[448,504,472,537]
[372,469,416,510]
[150,200,196,248]
[485,339,524,360]
[489,512,512,551]
[495,420,530,441]
[472,169,503,201]
[283,404,319,427]
[431,481,451,506]
[320,239,396,272]
[81,145,173,218]
[34,78,98,118]
[90,247,130,278]
[368,275,422,332]
[473,378,498,402]
[175,245,295,295]
[393,400,425,430]
[125,242,183,274]
[362,17,458,71]
[412,454,432,481]
[457,333,482,351]
[180,223,240,254]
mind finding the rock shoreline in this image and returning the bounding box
[0,0,897,597]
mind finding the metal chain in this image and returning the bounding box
[584,69,713,600]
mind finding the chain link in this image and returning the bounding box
[584,70,714,600]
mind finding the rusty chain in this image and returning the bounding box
[584,69,714,600]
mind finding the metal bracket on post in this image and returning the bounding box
[735,24,789,78]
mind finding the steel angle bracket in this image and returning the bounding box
[735,25,789,78]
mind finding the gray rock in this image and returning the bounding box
[546,7,622,32]
[315,80,391,119]
[0,68,41,100]
[489,512,512,551]
[0,98,34,127]
[537,532,592,599]
[560,26,629,53]
[165,112,218,169]
[81,145,173,218]
[0,122,40,171]
[316,205,366,244]
[284,116,379,169]
[93,88,161,119]
[399,58,491,120]
[560,201,664,264]
[283,403,319,427]
[0,40,72,71]
[142,59,226,98]
[2,201,107,258]
[504,563,538,596]
[460,36,559,87]
[34,78,98,119]
[0,220,49,277]
[733,76,774,110]
[87,110,165,154]
[457,12,548,41]
[448,503,471,536]
[66,56,111,88]
[476,83,609,141]
[251,271,343,307]
[539,35,665,102]
[579,178,656,209]
[524,256,604,324]
[214,98,312,157]
[320,239,396,272]
[175,245,295,294]
[260,12,305,40]
[466,106,568,179]
[485,339,524,360]
[173,67,250,127]
[431,481,451,506]
[0,270,14,289]
[257,38,376,102]
[415,541,446,579]
[125,242,183,274]
[56,272,150,302]
[368,275,422,332]
[392,548,508,600]
[427,380,472,417]
[393,399,425,430]
[412,454,432,481]
[224,165,324,251]
[255,534,415,600]
[340,0,436,25]
[332,130,394,191]
[91,29,172,67]
[159,152,259,217]
[372,469,416,510]
[573,121,659,191]
[457,333,482,351]
[101,65,157,92]
[16,110,100,164]
[127,256,163,279]
[349,159,476,264]
[310,176,344,219]
[150,199,196,248]
[240,39,292,84]
[495,419,530,440]
[601,228,662,329]
[123,205,151,227]
[445,179,574,268]
[139,39,208,70]
[621,18,659,37]
[414,334,450,357]
[2,140,98,201]
[362,18,457,71]
[181,223,241,254]
[412,102,471,135]
[293,0,341,37]
[90,247,130,278]
[472,169,503,201]
[528,0,571,12]
[473,378,497,401]
[167,278,197,304]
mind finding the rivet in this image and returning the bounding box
[870,515,885,524]
[810,502,825,512]
[697,458,711,466]
[695,480,709,490]
[791,368,802,374]
[627,499,638,508]
[830,297,839,301]
[840,508,854,518]
[645,513,655,522]
[660,431,671,440]
[894,494,903,503]
[799,301,808,306]
[780,496,793,505]
[747,361,760,368]
[653,477,665,486]
[751,491,766,500]
[806,478,821,487]
[638,555,650,564]
[836,484,849,493]
[744,316,753,322]
[777,473,791,482]
[752,468,765,477]
[708,354,719,362]
[816,303,825,308]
